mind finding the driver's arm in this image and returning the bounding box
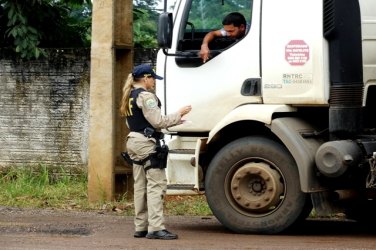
[199,30,223,63]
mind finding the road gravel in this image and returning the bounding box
[1,206,376,250]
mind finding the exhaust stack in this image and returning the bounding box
[323,0,364,138]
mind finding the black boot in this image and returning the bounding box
[146,230,178,240]
[134,230,148,238]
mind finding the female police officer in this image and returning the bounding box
[120,64,191,240]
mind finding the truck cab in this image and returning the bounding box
[156,0,376,234]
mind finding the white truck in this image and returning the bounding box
[156,0,376,234]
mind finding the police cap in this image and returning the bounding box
[132,64,163,80]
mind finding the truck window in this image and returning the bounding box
[177,0,253,52]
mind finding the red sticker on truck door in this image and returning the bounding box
[285,40,310,66]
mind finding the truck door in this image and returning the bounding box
[157,0,262,132]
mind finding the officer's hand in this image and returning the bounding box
[179,105,192,117]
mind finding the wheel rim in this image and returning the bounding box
[228,161,284,214]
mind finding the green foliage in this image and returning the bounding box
[133,8,159,48]
[0,0,252,59]
[1,1,44,59]
[134,0,160,9]
[0,0,92,60]
[0,0,160,57]
[0,166,87,208]
[165,195,212,216]
[133,0,163,48]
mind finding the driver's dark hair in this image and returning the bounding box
[222,12,246,27]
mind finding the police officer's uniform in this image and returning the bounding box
[126,84,181,235]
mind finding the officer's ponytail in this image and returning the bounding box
[120,73,134,116]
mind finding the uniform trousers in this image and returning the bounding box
[126,134,167,232]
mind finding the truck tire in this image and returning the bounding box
[205,136,309,234]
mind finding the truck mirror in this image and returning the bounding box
[158,12,173,49]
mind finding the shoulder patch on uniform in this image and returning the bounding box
[145,98,157,109]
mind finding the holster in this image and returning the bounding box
[121,152,150,166]
[122,129,169,170]
[145,144,169,171]
[121,152,133,165]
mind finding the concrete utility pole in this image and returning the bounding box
[88,0,133,202]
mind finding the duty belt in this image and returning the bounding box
[142,127,164,140]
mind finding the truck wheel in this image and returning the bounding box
[205,136,309,234]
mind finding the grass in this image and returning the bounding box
[165,195,212,216]
[0,166,212,216]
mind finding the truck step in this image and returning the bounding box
[167,184,195,190]
[169,149,195,154]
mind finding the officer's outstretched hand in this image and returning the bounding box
[179,105,192,117]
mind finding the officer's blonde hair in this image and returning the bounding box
[120,73,134,116]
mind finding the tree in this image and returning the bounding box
[134,0,160,9]
[133,0,162,48]
[0,0,92,60]
[133,8,159,48]
[0,0,164,59]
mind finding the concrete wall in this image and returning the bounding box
[0,49,90,173]
[0,48,156,173]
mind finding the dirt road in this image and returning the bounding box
[0,206,375,250]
